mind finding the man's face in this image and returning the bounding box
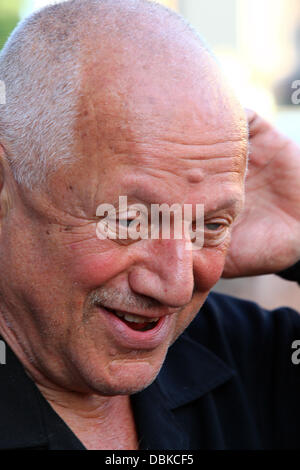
[0,49,247,395]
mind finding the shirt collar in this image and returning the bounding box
[130,329,235,449]
[156,331,235,409]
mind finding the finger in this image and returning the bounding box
[246,109,273,138]
[244,108,256,124]
[245,109,260,138]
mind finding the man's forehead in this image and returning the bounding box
[80,74,246,136]
[72,90,247,218]
[76,76,248,185]
[78,29,247,143]
[68,32,248,214]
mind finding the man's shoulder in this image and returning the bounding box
[188,290,300,339]
[182,291,300,374]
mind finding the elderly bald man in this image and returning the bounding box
[0,0,299,451]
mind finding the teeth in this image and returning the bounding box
[115,311,158,323]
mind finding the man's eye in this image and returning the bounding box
[205,223,223,231]
[118,218,133,228]
[203,220,230,247]
[116,211,148,244]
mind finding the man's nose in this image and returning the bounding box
[128,238,194,308]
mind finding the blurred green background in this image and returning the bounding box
[0,0,22,50]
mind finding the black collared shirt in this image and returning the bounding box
[0,264,300,450]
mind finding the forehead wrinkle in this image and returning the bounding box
[108,134,248,167]
[157,133,247,146]
[176,140,247,160]
[131,153,245,181]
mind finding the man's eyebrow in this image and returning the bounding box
[118,186,175,207]
[204,197,244,216]
[128,183,244,208]
[108,188,244,216]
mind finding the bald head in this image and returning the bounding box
[0,0,240,189]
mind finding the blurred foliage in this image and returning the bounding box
[0,0,22,50]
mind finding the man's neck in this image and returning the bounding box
[37,383,139,450]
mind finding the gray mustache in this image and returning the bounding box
[89,287,161,312]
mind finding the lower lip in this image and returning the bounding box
[96,306,173,350]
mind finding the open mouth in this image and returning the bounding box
[104,307,160,332]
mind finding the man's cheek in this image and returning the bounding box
[66,241,132,287]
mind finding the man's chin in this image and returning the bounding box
[85,357,165,396]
